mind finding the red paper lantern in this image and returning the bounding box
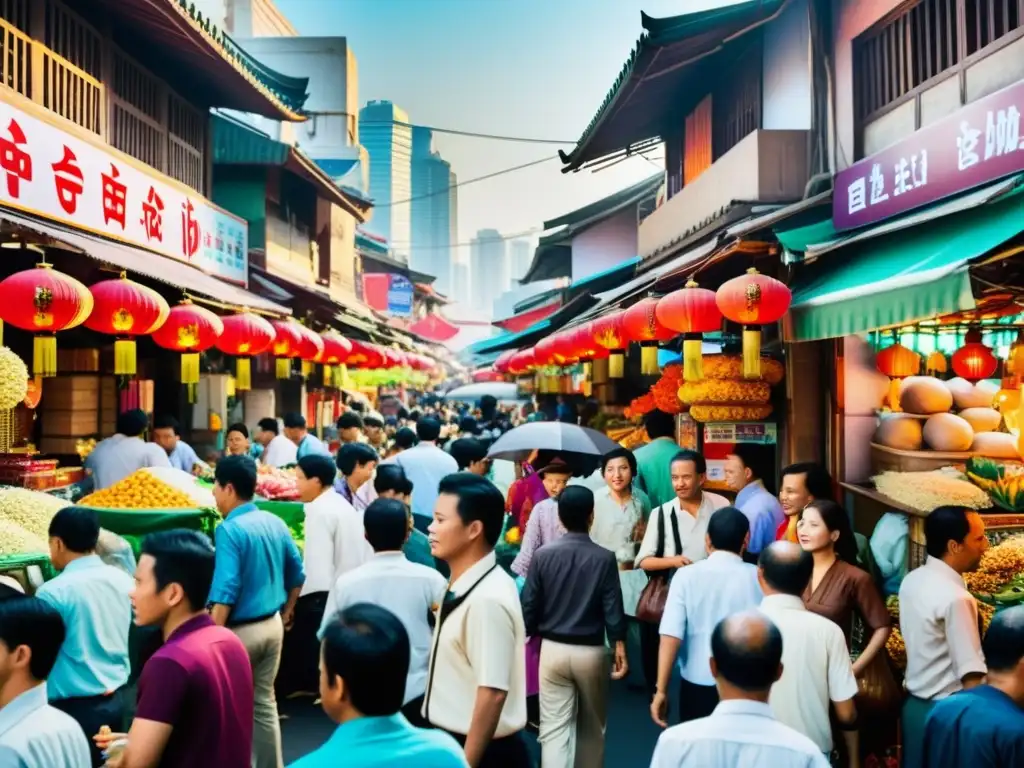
[656,280,723,382]
[592,312,628,378]
[534,335,559,367]
[952,329,998,382]
[876,342,921,411]
[508,348,536,376]
[623,297,676,376]
[268,319,303,379]
[84,274,169,375]
[217,312,276,391]
[292,322,325,379]
[152,300,224,385]
[716,268,792,379]
[0,263,93,376]
[552,331,580,366]
[315,331,352,388]
[494,350,516,375]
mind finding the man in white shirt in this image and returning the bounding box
[424,472,529,767]
[318,497,446,727]
[898,505,989,768]
[757,541,860,764]
[256,417,297,468]
[635,450,729,694]
[652,507,763,727]
[387,418,458,534]
[283,454,370,696]
[649,611,829,768]
[84,409,170,490]
[0,597,92,768]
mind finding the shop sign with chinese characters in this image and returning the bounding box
[0,99,248,285]
[834,77,1024,232]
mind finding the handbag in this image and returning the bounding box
[852,614,903,715]
[635,505,683,625]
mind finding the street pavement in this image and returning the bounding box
[281,675,664,766]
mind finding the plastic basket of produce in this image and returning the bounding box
[255,500,304,545]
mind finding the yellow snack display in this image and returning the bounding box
[702,355,784,385]
[689,404,773,423]
[80,470,195,509]
[0,519,49,556]
[677,379,771,406]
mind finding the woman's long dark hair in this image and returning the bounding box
[800,499,859,565]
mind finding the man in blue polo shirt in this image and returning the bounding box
[291,603,466,767]
[922,604,1024,767]
[209,455,305,768]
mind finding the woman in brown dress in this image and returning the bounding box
[797,499,891,670]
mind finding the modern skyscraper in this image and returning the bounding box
[509,239,532,283]
[470,229,507,316]
[359,100,412,259]
[410,127,457,296]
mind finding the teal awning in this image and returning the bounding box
[785,187,1024,342]
[468,319,553,355]
[568,257,640,290]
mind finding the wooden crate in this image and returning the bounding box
[41,409,99,436]
[868,443,1024,474]
[42,376,100,410]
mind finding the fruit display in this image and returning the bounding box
[967,469,1024,512]
[963,536,1024,604]
[0,348,28,410]
[0,487,70,539]
[0,519,48,556]
[80,470,197,509]
[256,465,300,501]
[872,469,993,513]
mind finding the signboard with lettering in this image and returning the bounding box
[387,274,414,317]
[0,98,248,284]
[833,78,1024,232]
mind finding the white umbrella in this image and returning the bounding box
[487,422,619,461]
[443,382,521,404]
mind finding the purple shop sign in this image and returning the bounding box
[833,77,1024,232]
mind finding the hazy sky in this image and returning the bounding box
[276,0,740,257]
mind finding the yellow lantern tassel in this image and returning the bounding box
[181,353,200,385]
[640,345,659,376]
[226,375,236,398]
[887,378,903,412]
[302,360,313,379]
[114,339,137,376]
[33,335,57,378]
[236,357,252,391]
[741,327,762,379]
[683,335,703,382]
[582,361,593,380]
[609,351,625,379]
[276,357,291,379]
[323,364,332,387]
[0,319,4,346]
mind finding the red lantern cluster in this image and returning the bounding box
[494,350,516,376]
[592,312,628,378]
[152,300,224,386]
[952,329,998,382]
[217,312,276,391]
[623,297,675,375]
[85,274,169,375]
[270,319,303,380]
[715,268,792,379]
[657,280,722,382]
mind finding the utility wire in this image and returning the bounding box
[311,112,576,144]
[381,227,543,250]
[372,155,560,207]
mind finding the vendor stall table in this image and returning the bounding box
[88,507,220,556]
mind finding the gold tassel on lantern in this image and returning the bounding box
[302,360,314,379]
[276,357,291,379]
[33,335,57,378]
[236,358,252,391]
[323,365,332,387]
[582,361,593,380]
[226,375,236,398]
[0,319,4,346]
[640,344,659,376]
[683,334,703,382]
[609,352,625,379]
[741,327,761,379]
[114,339,137,376]
[181,353,200,385]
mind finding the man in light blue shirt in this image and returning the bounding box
[36,506,134,766]
[384,418,457,533]
[84,409,170,490]
[724,444,785,559]
[284,412,331,461]
[153,413,203,474]
[652,507,763,727]
[209,455,305,768]
[0,597,92,768]
[293,603,466,768]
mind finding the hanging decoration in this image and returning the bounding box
[269,319,302,379]
[622,297,675,376]
[951,328,998,382]
[925,350,948,375]
[0,263,93,377]
[715,268,792,379]
[151,300,224,388]
[216,312,276,391]
[592,312,628,379]
[293,322,325,380]
[317,331,352,387]
[84,273,169,375]
[494,350,516,378]
[876,341,921,412]
[656,280,723,382]
[0,347,29,410]
[1006,329,1024,376]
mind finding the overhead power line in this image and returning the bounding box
[373,155,559,208]
[383,227,542,250]
[310,112,576,144]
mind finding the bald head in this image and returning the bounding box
[983,604,1024,673]
[758,540,813,596]
[711,611,783,692]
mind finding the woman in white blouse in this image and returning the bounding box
[591,447,652,567]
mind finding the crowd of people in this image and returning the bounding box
[1,403,1023,767]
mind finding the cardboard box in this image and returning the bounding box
[39,437,81,455]
[57,349,100,373]
[42,410,99,436]
[43,377,100,410]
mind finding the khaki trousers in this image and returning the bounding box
[233,614,284,768]
[538,640,609,768]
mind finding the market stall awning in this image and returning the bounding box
[467,319,554,356]
[3,209,289,314]
[408,313,460,343]
[784,188,1024,341]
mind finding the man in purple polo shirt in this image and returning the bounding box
[94,530,254,767]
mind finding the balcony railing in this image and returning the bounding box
[0,16,104,136]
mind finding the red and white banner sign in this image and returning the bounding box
[0,97,249,285]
